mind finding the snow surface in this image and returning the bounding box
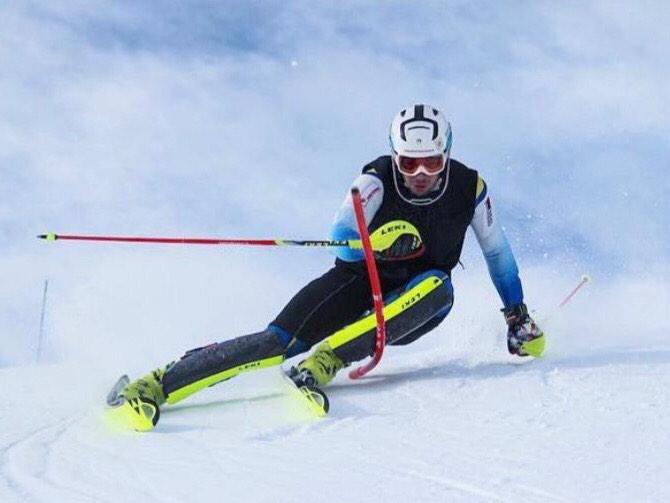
[1,267,668,502]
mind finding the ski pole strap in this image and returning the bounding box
[348,187,386,380]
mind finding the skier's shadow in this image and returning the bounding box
[326,347,670,394]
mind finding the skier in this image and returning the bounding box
[116,104,544,427]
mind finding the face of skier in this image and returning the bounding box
[396,154,444,196]
[402,172,441,196]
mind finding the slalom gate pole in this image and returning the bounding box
[539,274,591,327]
[348,188,386,380]
[559,274,591,308]
[36,279,49,363]
[37,233,351,248]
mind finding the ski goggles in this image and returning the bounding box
[397,154,446,176]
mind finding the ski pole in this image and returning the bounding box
[348,188,386,380]
[38,222,424,253]
[37,233,353,248]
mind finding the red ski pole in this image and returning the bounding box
[37,233,351,248]
[348,187,386,380]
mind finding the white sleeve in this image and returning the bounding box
[332,174,384,230]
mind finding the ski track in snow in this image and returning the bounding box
[0,417,87,501]
[1,344,669,502]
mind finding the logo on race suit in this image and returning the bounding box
[238,361,263,372]
[380,222,408,235]
[485,197,493,226]
[401,291,422,310]
[361,186,381,207]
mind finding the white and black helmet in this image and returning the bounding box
[389,104,453,205]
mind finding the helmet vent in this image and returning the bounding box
[414,104,425,119]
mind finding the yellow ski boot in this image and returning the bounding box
[295,342,345,388]
[106,367,168,432]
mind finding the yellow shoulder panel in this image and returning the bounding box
[476,175,486,198]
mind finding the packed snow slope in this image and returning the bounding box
[1,259,668,502]
[1,2,669,502]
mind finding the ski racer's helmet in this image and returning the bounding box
[389,104,452,205]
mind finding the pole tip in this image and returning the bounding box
[581,273,591,284]
[38,233,57,241]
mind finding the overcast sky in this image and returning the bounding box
[1,1,668,365]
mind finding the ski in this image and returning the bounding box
[281,367,330,417]
[105,374,160,432]
[106,374,129,406]
[105,368,328,432]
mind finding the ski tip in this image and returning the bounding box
[106,374,131,407]
[38,233,57,241]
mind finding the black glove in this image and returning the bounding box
[374,233,425,261]
[503,303,544,357]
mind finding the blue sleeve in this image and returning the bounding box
[482,234,524,308]
[330,222,364,262]
[471,178,524,308]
